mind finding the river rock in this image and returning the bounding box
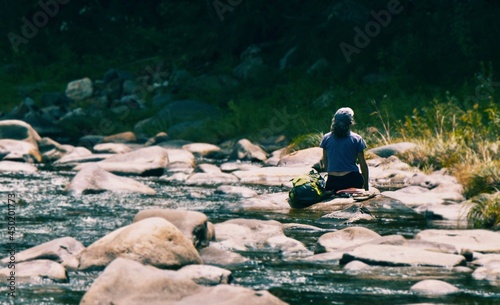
[220,161,261,172]
[316,227,381,253]
[80,258,288,305]
[199,245,249,266]
[177,264,232,285]
[213,219,284,251]
[0,259,67,283]
[0,119,41,147]
[145,131,170,146]
[195,163,222,174]
[277,147,322,167]
[343,260,372,274]
[78,217,202,270]
[230,139,267,162]
[85,146,169,176]
[232,166,312,187]
[409,279,459,295]
[320,204,377,224]
[234,192,291,211]
[53,147,93,165]
[186,172,239,186]
[340,244,466,267]
[368,142,417,158]
[215,185,258,198]
[415,229,500,253]
[182,143,221,157]
[166,148,195,166]
[38,137,69,162]
[102,131,137,143]
[266,235,313,258]
[0,161,37,173]
[65,77,93,101]
[67,164,156,195]
[0,237,84,270]
[93,143,132,154]
[471,260,500,284]
[133,209,210,248]
[0,139,42,162]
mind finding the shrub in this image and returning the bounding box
[466,192,500,229]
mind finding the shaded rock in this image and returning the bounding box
[41,92,72,107]
[80,258,287,305]
[415,229,500,253]
[182,143,221,157]
[199,245,249,266]
[78,135,104,149]
[215,185,258,198]
[78,217,202,270]
[230,139,267,162]
[67,164,156,195]
[340,244,466,267]
[65,77,93,101]
[0,119,41,147]
[133,209,210,248]
[0,139,42,162]
[321,204,376,224]
[38,137,69,162]
[85,146,169,176]
[186,172,239,186]
[103,131,137,143]
[93,143,132,154]
[1,237,84,270]
[277,147,322,168]
[368,142,417,158]
[145,131,170,146]
[0,259,67,283]
[316,227,381,253]
[232,166,312,187]
[177,264,232,285]
[409,279,459,295]
[0,161,37,173]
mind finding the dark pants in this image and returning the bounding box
[325,172,364,193]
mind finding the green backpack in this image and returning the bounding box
[288,170,326,208]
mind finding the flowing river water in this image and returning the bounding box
[0,165,499,305]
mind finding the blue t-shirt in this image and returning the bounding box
[320,131,367,172]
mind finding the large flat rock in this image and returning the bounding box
[415,229,500,253]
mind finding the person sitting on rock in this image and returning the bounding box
[320,107,369,195]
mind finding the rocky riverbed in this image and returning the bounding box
[0,119,499,305]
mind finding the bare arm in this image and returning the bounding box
[357,151,369,191]
[322,149,328,172]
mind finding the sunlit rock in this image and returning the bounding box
[0,119,41,147]
[0,161,37,173]
[199,245,249,266]
[80,258,288,305]
[182,143,221,157]
[133,209,210,248]
[186,172,239,186]
[229,139,267,162]
[93,143,132,154]
[0,237,84,270]
[78,217,202,270]
[0,259,67,283]
[67,164,156,195]
[277,147,322,168]
[177,264,232,285]
[232,166,312,187]
[343,260,371,274]
[316,227,381,253]
[0,139,42,162]
[409,279,459,295]
[102,131,137,143]
[340,244,466,267]
[215,185,258,198]
[415,229,500,253]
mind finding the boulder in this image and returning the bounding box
[38,137,70,162]
[235,192,291,211]
[133,209,210,248]
[277,147,322,168]
[65,77,93,101]
[220,161,261,172]
[340,244,466,267]
[195,163,222,174]
[0,139,42,162]
[177,264,232,285]
[165,148,196,167]
[367,142,417,158]
[230,139,267,162]
[145,131,170,146]
[80,258,288,305]
[316,227,381,253]
[232,166,312,187]
[67,164,156,195]
[186,172,239,186]
[0,161,37,173]
[415,229,500,253]
[471,260,500,284]
[93,143,132,154]
[83,146,169,176]
[102,131,137,143]
[343,260,372,274]
[53,147,93,165]
[320,204,377,224]
[78,217,202,270]
[199,245,249,266]
[182,143,221,157]
[0,237,84,270]
[0,119,41,147]
[0,259,67,282]
[215,185,258,198]
[266,235,313,258]
[409,279,459,295]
